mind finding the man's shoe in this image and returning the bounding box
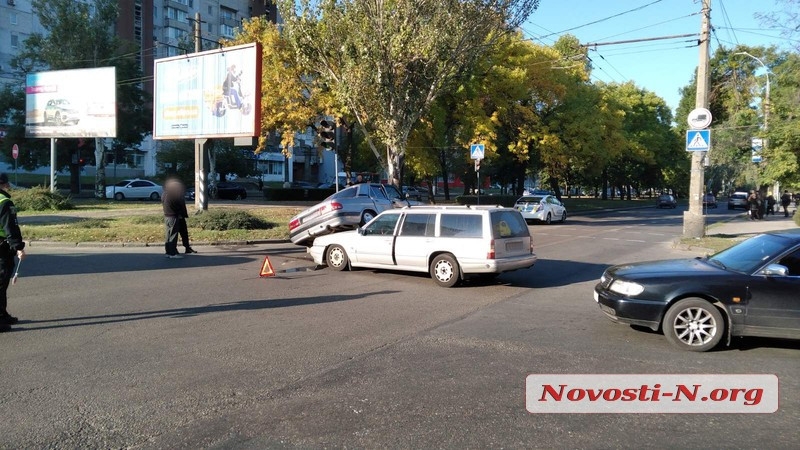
[184,247,197,254]
[0,313,18,324]
[167,254,184,259]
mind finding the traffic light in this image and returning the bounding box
[319,119,335,150]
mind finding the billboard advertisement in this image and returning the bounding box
[25,67,117,138]
[153,42,262,140]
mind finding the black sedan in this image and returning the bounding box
[594,231,800,352]
[214,182,247,200]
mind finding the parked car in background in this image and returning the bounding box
[703,193,717,208]
[402,185,428,201]
[514,194,566,224]
[656,194,677,209]
[594,231,800,351]
[728,191,749,210]
[310,206,537,287]
[289,183,413,246]
[214,182,247,200]
[105,179,163,201]
[44,99,81,126]
[289,181,318,189]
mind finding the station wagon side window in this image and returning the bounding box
[440,214,482,238]
[400,213,436,237]
[491,210,529,238]
[363,213,400,236]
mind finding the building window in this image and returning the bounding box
[207,22,213,33]
[165,26,186,40]
[174,0,189,6]
[220,7,236,21]
[208,5,213,16]
[265,160,283,176]
[220,24,235,38]
[10,33,18,48]
[10,13,17,25]
[165,7,189,23]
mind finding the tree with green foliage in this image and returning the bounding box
[277,0,539,189]
[10,0,151,197]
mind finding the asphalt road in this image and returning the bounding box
[1,206,798,448]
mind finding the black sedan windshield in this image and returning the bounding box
[708,234,795,274]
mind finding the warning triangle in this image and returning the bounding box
[259,256,275,277]
[687,132,709,149]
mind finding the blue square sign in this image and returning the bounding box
[470,144,485,159]
[686,130,711,152]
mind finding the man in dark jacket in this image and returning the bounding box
[163,178,185,259]
[0,173,26,330]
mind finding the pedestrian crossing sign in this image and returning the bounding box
[686,129,711,152]
[470,144,485,160]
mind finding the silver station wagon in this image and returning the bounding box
[309,206,537,287]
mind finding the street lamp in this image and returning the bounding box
[734,51,770,131]
[735,51,774,194]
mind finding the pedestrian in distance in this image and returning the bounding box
[0,173,26,331]
[747,190,761,220]
[162,178,195,258]
[174,181,196,254]
[766,193,776,216]
[781,190,792,217]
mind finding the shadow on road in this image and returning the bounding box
[18,249,310,277]
[12,290,400,332]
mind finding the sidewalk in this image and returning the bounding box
[707,211,799,237]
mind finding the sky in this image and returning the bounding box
[522,0,793,113]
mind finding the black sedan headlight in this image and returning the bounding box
[608,279,645,296]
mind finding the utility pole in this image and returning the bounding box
[193,12,209,211]
[683,0,711,238]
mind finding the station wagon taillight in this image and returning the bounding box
[289,218,300,231]
[487,239,495,260]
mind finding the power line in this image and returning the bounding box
[592,51,627,81]
[594,13,700,42]
[538,0,665,39]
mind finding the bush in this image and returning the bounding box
[11,186,74,211]
[192,209,275,231]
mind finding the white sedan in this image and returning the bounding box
[105,179,163,201]
[514,194,566,224]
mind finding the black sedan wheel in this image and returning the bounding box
[663,298,724,352]
[430,254,460,288]
[326,245,349,271]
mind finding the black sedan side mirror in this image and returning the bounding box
[761,263,789,277]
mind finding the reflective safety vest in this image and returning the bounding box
[0,193,9,239]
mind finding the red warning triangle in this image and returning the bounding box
[259,256,275,277]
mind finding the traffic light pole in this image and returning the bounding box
[683,0,710,238]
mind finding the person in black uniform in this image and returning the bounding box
[0,173,26,330]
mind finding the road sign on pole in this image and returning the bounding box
[470,144,485,160]
[686,129,711,152]
[12,144,18,159]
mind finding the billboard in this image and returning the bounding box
[25,67,117,138]
[153,42,262,139]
